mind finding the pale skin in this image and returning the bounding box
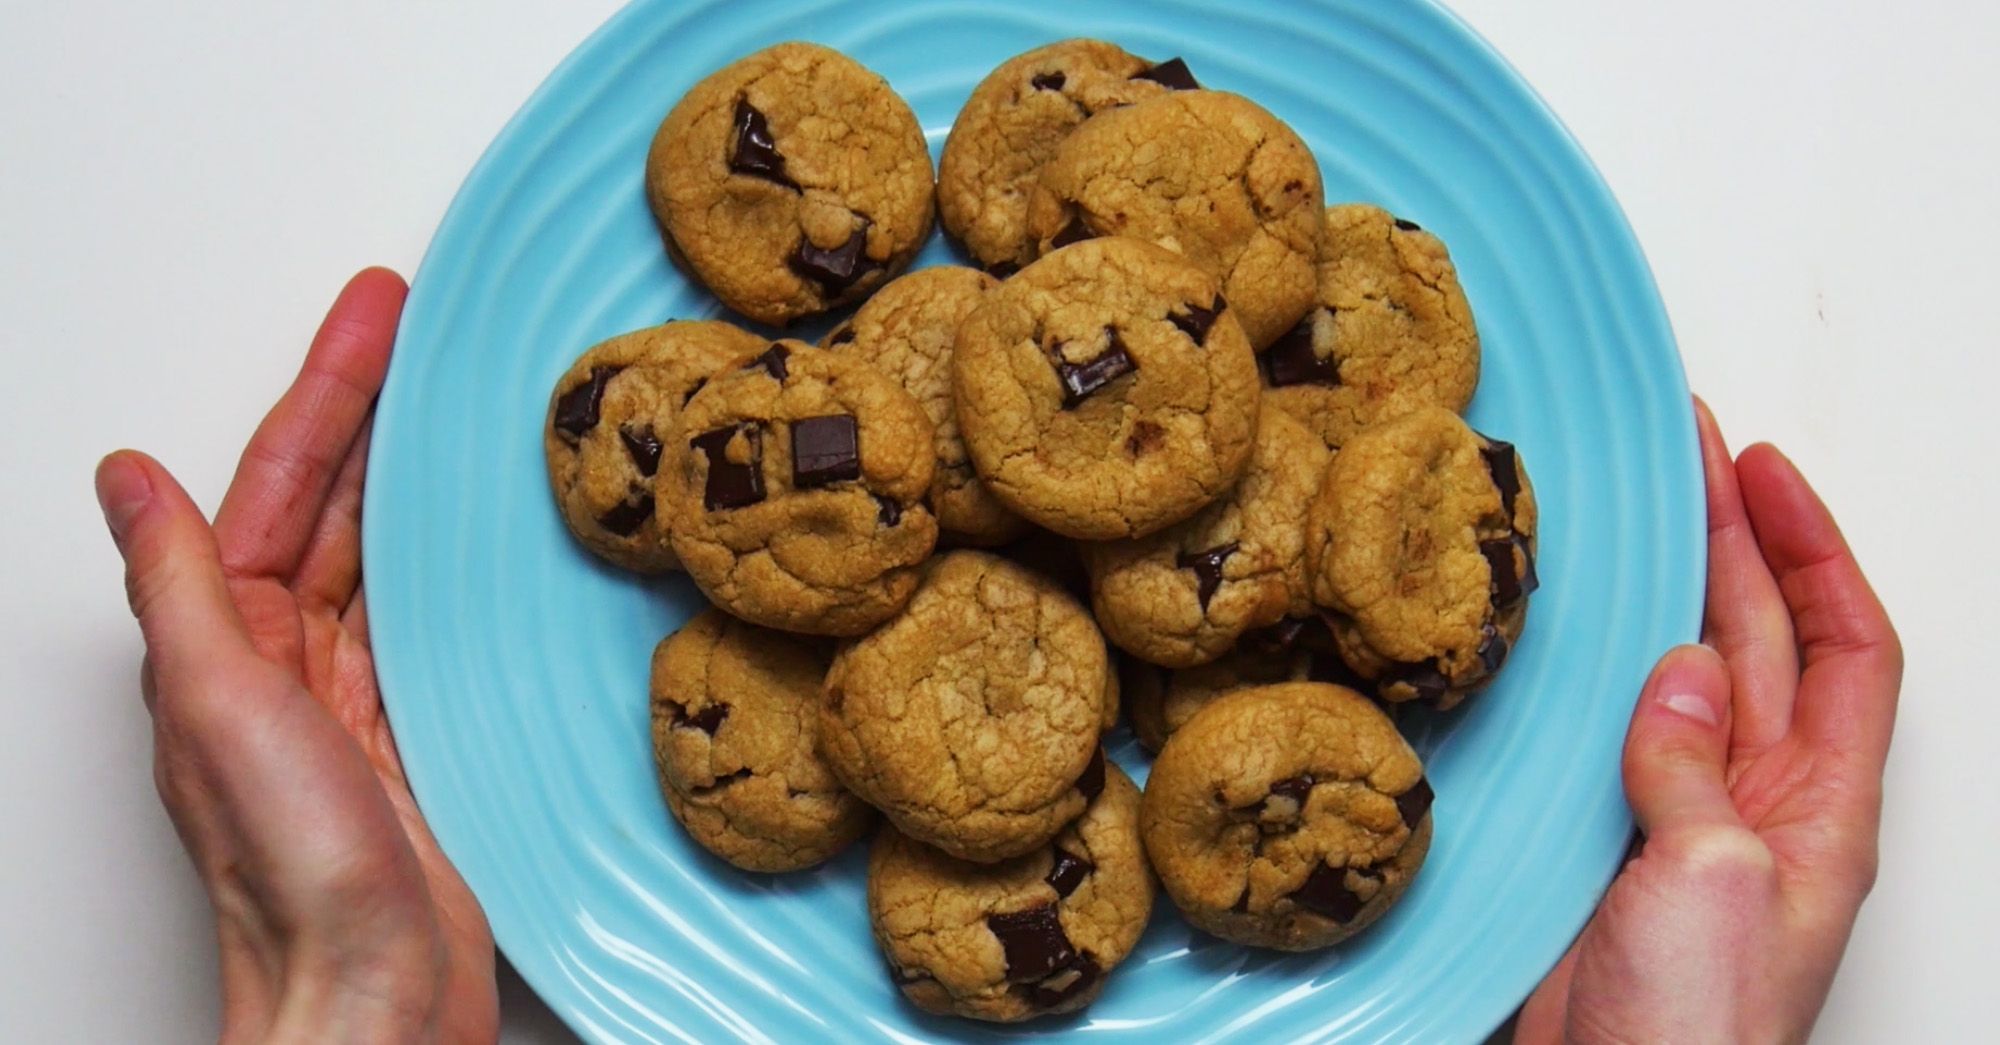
[97,270,1898,1043]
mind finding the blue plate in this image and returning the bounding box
[363,1,1702,1040]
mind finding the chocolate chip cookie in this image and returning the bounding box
[645,42,934,326]
[1024,91,1323,349]
[1262,205,1480,450]
[821,265,1027,546]
[1080,408,1327,668]
[661,341,939,636]
[1306,407,1539,709]
[544,319,767,572]
[868,761,1153,1022]
[953,236,1260,540]
[651,609,874,872]
[1121,614,1340,752]
[938,40,1196,274]
[1141,682,1433,950]
[819,551,1108,863]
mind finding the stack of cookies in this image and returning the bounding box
[541,38,1540,1023]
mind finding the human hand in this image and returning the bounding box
[96,270,496,1043]
[1515,400,1901,1043]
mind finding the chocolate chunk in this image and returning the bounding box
[619,425,663,477]
[1395,777,1435,828]
[1169,295,1226,346]
[1480,537,1523,605]
[1480,438,1521,517]
[1133,57,1199,91]
[1022,953,1100,1009]
[1175,542,1238,611]
[743,342,790,381]
[1075,747,1106,801]
[1476,623,1510,676]
[596,493,654,536]
[1517,535,1541,597]
[985,259,1021,279]
[825,326,856,347]
[552,365,620,441]
[790,414,860,489]
[1261,315,1339,387]
[1244,615,1310,656]
[681,376,708,406]
[789,223,880,296]
[873,494,902,526]
[673,701,729,735]
[1045,849,1094,898]
[1049,215,1094,249]
[1268,775,1315,807]
[689,424,766,511]
[987,905,1077,983]
[1393,217,1422,232]
[1031,70,1067,91]
[1390,659,1451,705]
[728,98,797,189]
[1055,330,1137,407]
[1291,862,1366,922]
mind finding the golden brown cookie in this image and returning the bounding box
[819,551,1108,863]
[1262,205,1480,450]
[1024,91,1323,349]
[543,320,765,572]
[651,609,873,872]
[1140,682,1433,951]
[868,763,1153,1022]
[953,237,1260,540]
[645,43,934,325]
[821,265,1027,546]
[661,341,938,636]
[1305,407,1539,709]
[1081,408,1327,668]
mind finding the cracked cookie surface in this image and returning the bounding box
[1024,90,1323,349]
[1082,408,1326,668]
[1141,682,1432,950]
[645,42,934,326]
[867,761,1152,1022]
[1305,407,1539,709]
[821,265,1027,546]
[938,39,1191,274]
[662,341,938,636]
[1263,205,1480,451]
[544,319,767,573]
[953,237,1260,540]
[819,551,1108,863]
[652,609,874,872]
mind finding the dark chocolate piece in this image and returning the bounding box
[674,701,729,735]
[1480,438,1520,517]
[1044,849,1093,899]
[553,365,620,441]
[1291,862,1366,922]
[1476,623,1509,676]
[987,906,1076,983]
[1031,70,1067,91]
[1480,538,1522,605]
[596,493,654,537]
[728,98,797,189]
[1049,215,1094,249]
[1169,296,1226,346]
[1175,542,1239,611]
[789,224,880,296]
[1517,535,1540,597]
[1395,777,1434,828]
[873,494,902,526]
[1133,57,1199,91]
[790,414,860,489]
[744,342,790,381]
[1261,315,1339,387]
[1075,748,1106,802]
[1022,953,1100,1009]
[1268,775,1315,807]
[689,424,766,511]
[1055,330,1137,407]
[825,326,856,346]
[1391,659,1451,705]
[1244,615,1310,656]
[1393,217,1422,232]
[619,425,663,477]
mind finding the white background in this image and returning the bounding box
[2,0,1994,1041]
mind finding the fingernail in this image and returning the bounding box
[1650,647,1724,727]
[95,454,152,542]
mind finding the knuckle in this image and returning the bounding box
[1657,824,1777,892]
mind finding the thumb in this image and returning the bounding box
[1622,644,1741,835]
[96,451,251,692]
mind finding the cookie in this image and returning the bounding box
[868,762,1153,1022]
[645,42,934,326]
[1305,407,1539,709]
[543,320,766,572]
[1024,91,1322,350]
[1081,408,1327,668]
[651,609,873,872]
[1140,682,1433,951]
[821,265,1027,546]
[953,237,1260,540]
[1122,615,1325,753]
[819,551,1108,863]
[937,40,1196,274]
[662,341,939,636]
[1262,205,1480,451]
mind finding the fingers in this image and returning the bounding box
[1736,444,1902,770]
[213,268,406,584]
[1693,399,1798,758]
[290,418,372,613]
[96,452,255,695]
[1622,644,1742,836]
[1514,940,1581,1044]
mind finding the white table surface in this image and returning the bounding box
[3,1,1994,1040]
